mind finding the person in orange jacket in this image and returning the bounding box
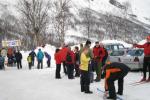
[133,35,150,82]
[104,62,130,100]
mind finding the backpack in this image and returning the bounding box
[66,52,72,62]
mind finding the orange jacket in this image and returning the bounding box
[105,68,121,91]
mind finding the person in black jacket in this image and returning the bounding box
[15,50,22,69]
[29,50,36,66]
[104,62,130,100]
[74,46,80,77]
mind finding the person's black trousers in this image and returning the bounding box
[75,64,80,77]
[56,64,61,78]
[17,61,22,69]
[29,63,32,70]
[143,57,150,78]
[107,71,128,98]
[47,59,50,67]
[0,64,4,70]
[80,70,90,92]
[37,60,43,69]
[31,59,35,66]
[63,61,67,74]
[67,64,74,79]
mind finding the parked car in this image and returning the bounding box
[104,43,125,54]
[108,50,126,62]
[121,49,144,70]
[109,49,144,70]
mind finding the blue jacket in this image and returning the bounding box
[37,50,44,60]
[44,52,51,60]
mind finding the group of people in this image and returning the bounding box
[0,47,51,70]
[0,48,23,70]
[27,49,51,70]
[54,40,109,93]
[54,36,150,100]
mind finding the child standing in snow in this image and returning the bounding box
[80,47,93,94]
[27,54,32,70]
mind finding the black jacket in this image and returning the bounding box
[15,52,22,62]
[106,62,131,73]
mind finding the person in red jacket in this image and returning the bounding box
[65,47,75,79]
[133,35,150,82]
[59,43,69,74]
[54,49,62,79]
[93,42,101,82]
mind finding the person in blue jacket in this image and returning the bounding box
[37,49,44,69]
[44,52,51,68]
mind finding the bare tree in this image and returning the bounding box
[17,0,51,47]
[51,0,72,45]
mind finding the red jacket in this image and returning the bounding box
[93,46,100,59]
[59,47,69,62]
[65,51,75,64]
[54,51,62,64]
[135,43,150,56]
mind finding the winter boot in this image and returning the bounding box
[84,86,93,94]
[107,96,116,100]
[117,92,123,95]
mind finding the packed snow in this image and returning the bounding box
[0,43,150,100]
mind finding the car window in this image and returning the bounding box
[128,50,143,56]
[113,45,118,50]
[118,45,124,49]
[111,51,125,56]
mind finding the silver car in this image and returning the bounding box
[108,50,125,62]
[121,49,144,70]
[109,49,144,70]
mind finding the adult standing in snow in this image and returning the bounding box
[60,43,69,75]
[37,49,44,69]
[74,46,80,77]
[1,48,7,68]
[15,50,23,69]
[80,46,93,94]
[0,54,5,70]
[104,62,130,99]
[44,52,51,68]
[65,47,75,79]
[93,41,101,82]
[133,35,150,82]
[54,49,62,79]
[29,50,36,66]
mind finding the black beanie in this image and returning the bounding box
[85,40,91,45]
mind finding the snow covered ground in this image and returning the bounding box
[0,63,150,100]
[0,43,150,100]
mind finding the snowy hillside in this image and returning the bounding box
[0,0,150,46]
